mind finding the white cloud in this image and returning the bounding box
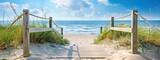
[52,0,71,9]
[84,11,95,17]
[50,0,94,18]
[97,0,110,6]
[30,9,41,14]
[97,0,119,6]
[71,9,84,17]
[0,2,19,20]
[0,2,19,11]
[30,9,44,17]
[22,3,29,9]
[50,0,93,10]
[30,7,50,18]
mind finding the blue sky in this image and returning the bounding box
[0,0,160,20]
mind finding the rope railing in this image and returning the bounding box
[114,13,131,19]
[104,20,111,28]
[29,13,62,33]
[134,12,160,32]
[100,20,111,34]
[0,14,23,36]
[29,13,49,19]
[0,9,63,58]
[53,21,61,29]
[103,13,131,32]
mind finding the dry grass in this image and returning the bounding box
[94,26,160,47]
[0,23,69,50]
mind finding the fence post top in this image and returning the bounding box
[23,9,29,11]
[111,17,114,20]
[49,17,52,19]
[132,10,138,12]
[111,17,114,18]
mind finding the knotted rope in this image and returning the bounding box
[135,12,160,32]
[114,14,131,19]
[29,13,49,19]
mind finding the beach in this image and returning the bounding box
[64,34,97,45]
[0,34,100,60]
[0,0,160,59]
[65,34,160,60]
[0,34,160,60]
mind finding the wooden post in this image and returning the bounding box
[23,9,30,57]
[111,17,114,40]
[100,27,103,34]
[111,17,114,27]
[49,17,52,28]
[61,27,63,38]
[131,10,138,54]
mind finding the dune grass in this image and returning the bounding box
[0,23,69,50]
[0,25,22,49]
[94,26,160,47]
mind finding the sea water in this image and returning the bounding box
[1,20,160,35]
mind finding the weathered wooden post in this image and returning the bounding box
[49,17,52,28]
[23,9,30,57]
[111,17,114,40]
[111,17,114,27]
[131,10,138,54]
[100,27,103,34]
[61,27,63,38]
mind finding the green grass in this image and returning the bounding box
[94,26,160,47]
[0,23,69,50]
[0,25,22,49]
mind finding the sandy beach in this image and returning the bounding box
[0,34,160,60]
[64,34,160,60]
[64,34,97,45]
[1,0,160,59]
[0,34,99,60]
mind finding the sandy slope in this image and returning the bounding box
[64,34,160,60]
[0,34,160,60]
[98,38,160,60]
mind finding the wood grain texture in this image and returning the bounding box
[49,17,52,28]
[29,28,53,33]
[110,27,132,32]
[131,10,138,54]
[23,9,30,57]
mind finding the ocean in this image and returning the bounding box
[0,20,160,35]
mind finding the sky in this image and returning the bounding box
[0,0,160,20]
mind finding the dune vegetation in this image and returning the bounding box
[94,25,160,49]
[0,22,69,50]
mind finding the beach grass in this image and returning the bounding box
[0,23,69,50]
[94,26,160,47]
[0,25,22,49]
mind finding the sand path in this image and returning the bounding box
[0,34,106,60]
[0,34,159,60]
[63,34,156,60]
[64,34,97,45]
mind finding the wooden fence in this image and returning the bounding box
[23,9,63,57]
[23,9,138,57]
[100,10,138,54]
[110,10,138,54]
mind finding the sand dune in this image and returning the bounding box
[0,34,160,60]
